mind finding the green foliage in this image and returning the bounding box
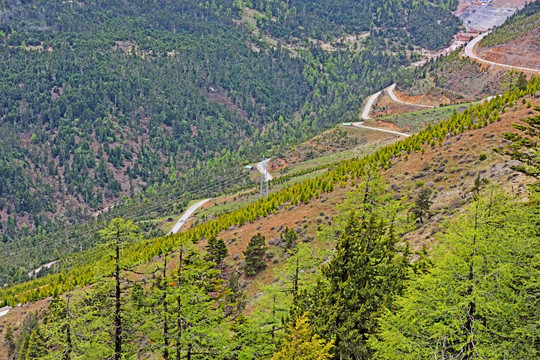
[281,227,298,250]
[0,0,460,278]
[371,191,540,359]
[243,233,267,276]
[299,209,410,359]
[500,111,540,181]
[2,78,539,308]
[205,236,229,266]
[271,314,334,360]
[3,325,16,358]
[412,186,433,223]
[25,326,48,359]
[248,0,459,50]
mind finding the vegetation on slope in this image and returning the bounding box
[242,0,460,50]
[1,78,539,360]
[479,1,540,48]
[0,0,463,285]
[0,0,460,251]
[1,77,538,305]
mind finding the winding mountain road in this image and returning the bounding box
[351,122,411,137]
[361,89,383,120]
[464,32,540,74]
[168,198,210,235]
[386,84,435,108]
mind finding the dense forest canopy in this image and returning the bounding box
[245,0,460,49]
[0,0,461,282]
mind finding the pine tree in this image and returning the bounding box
[412,186,432,223]
[271,314,334,360]
[99,218,139,360]
[205,236,229,266]
[243,233,267,276]
[282,227,298,250]
[4,325,15,358]
[225,270,246,316]
[300,211,410,359]
[499,112,540,183]
[25,326,47,359]
[371,191,540,359]
[18,335,30,360]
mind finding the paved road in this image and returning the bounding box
[386,83,435,108]
[352,122,411,137]
[464,32,540,74]
[361,90,383,120]
[168,199,210,235]
[0,306,11,318]
[256,158,273,181]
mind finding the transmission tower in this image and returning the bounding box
[259,157,269,199]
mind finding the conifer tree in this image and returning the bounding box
[371,192,540,359]
[169,241,227,359]
[412,186,432,223]
[499,111,540,183]
[25,326,47,360]
[225,270,246,316]
[98,218,140,360]
[300,210,410,359]
[205,236,229,266]
[243,233,267,276]
[281,227,298,250]
[271,314,334,360]
[4,325,15,358]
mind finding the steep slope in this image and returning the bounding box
[395,1,540,107]
[1,80,539,359]
[476,1,540,70]
[0,0,463,250]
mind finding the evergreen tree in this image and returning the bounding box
[282,227,298,250]
[25,326,47,360]
[412,186,433,223]
[300,211,410,359]
[4,325,15,358]
[18,335,30,360]
[205,236,229,266]
[225,270,246,316]
[98,218,140,360]
[271,314,334,360]
[371,191,540,359]
[243,233,267,276]
[499,111,540,184]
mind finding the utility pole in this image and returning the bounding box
[259,157,269,199]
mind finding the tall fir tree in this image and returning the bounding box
[243,233,267,276]
[300,211,410,359]
[205,236,229,267]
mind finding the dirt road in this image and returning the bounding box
[168,199,210,235]
[361,90,383,120]
[256,158,273,181]
[465,32,540,73]
[351,122,411,137]
[386,84,435,108]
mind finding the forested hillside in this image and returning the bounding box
[0,0,462,275]
[244,0,460,49]
[1,79,538,359]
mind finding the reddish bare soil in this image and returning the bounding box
[477,30,540,70]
